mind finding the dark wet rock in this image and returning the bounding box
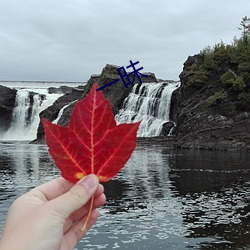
[0,86,46,134]
[175,55,250,151]
[26,92,46,124]
[170,87,181,122]
[48,85,85,94]
[160,122,175,136]
[36,87,85,139]
[0,85,17,132]
[86,64,158,115]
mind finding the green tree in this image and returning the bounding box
[206,91,228,106]
[238,16,250,44]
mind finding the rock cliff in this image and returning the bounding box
[36,87,85,139]
[0,85,17,133]
[174,54,250,150]
[86,64,158,114]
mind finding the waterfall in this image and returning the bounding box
[115,81,180,137]
[1,89,62,141]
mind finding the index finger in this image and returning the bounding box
[34,177,74,201]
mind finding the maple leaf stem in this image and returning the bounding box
[80,196,94,232]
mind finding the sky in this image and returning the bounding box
[0,0,249,82]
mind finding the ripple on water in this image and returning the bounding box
[1,144,250,249]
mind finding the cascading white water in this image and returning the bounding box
[115,81,180,137]
[8,90,31,136]
[1,89,62,141]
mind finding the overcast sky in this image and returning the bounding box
[0,0,249,82]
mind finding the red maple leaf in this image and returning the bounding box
[42,82,140,183]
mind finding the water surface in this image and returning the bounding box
[0,142,250,249]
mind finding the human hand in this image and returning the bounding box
[0,174,106,250]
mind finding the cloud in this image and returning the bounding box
[0,0,249,81]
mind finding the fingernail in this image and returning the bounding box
[78,174,98,191]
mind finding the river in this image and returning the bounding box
[0,142,250,249]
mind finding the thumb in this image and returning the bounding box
[47,174,99,219]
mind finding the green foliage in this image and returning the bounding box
[184,16,250,112]
[220,71,235,86]
[200,46,213,55]
[238,91,247,100]
[238,16,250,43]
[221,71,246,91]
[186,64,209,86]
[238,61,250,72]
[213,42,233,63]
[233,76,246,91]
[206,91,228,106]
[203,53,218,71]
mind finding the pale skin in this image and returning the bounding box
[0,174,106,250]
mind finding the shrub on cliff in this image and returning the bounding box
[185,63,209,86]
[206,91,228,106]
[220,71,246,91]
[184,18,250,112]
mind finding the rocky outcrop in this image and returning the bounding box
[48,85,85,94]
[0,85,17,132]
[35,64,158,140]
[54,64,157,124]
[86,64,135,115]
[53,64,135,131]
[36,87,85,139]
[87,64,158,115]
[160,122,175,136]
[174,55,250,151]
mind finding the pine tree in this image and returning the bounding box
[238,16,250,44]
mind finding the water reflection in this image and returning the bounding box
[0,142,58,230]
[170,150,250,249]
[83,146,188,249]
[0,143,250,249]
[0,143,57,190]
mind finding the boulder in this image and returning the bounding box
[0,85,17,132]
[36,87,85,139]
[160,122,175,136]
